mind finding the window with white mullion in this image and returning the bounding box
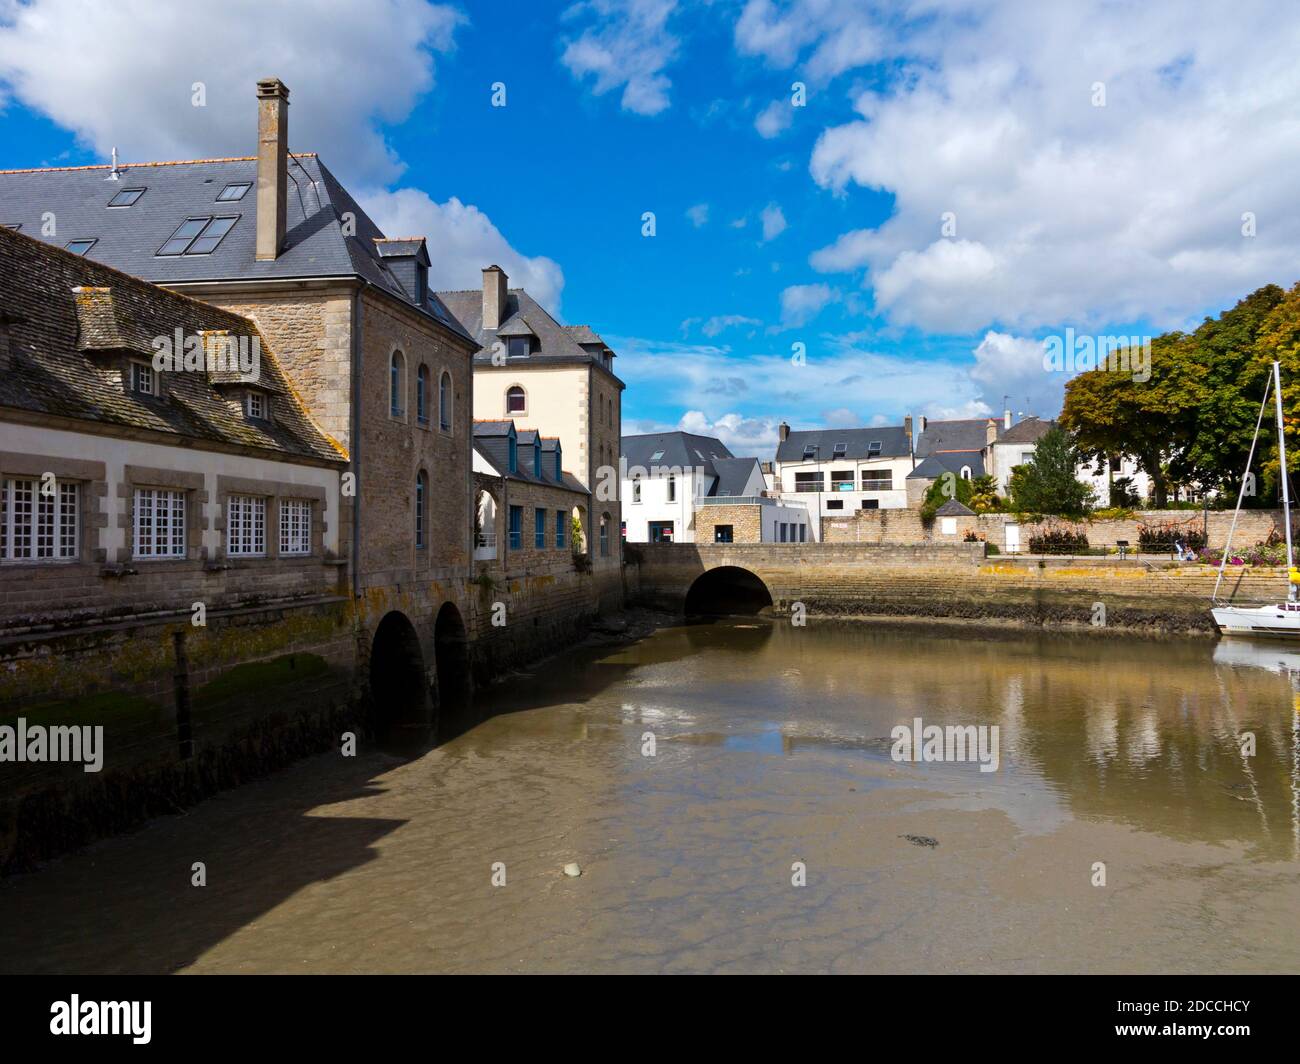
[133,487,186,559]
[279,499,311,556]
[0,477,79,562]
[227,494,266,557]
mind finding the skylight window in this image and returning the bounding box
[832,442,847,457]
[868,440,883,455]
[650,450,664,461]
[802,445,817,459]
[107,187,145,208]
[216,182,251,202]
[65,239,97,256]
[157,216,238,256]
[3,223,21,231]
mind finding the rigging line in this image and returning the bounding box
[1213,372,1273,603]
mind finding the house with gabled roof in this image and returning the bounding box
[620,431,810,543]
[440,267,625,600]
[0,220,346,632]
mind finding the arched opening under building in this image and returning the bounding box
[433,602,470,723]
[369,611,430,745]
[684,566,775,617]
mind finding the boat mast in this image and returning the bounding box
[1274,360,1295,601]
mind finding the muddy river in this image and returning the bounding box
[3,618,1299,973]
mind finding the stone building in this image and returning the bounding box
[441,269,624,608]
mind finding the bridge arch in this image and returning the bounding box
[369,610,431,743]
[434,601,470,716]
[684,565,774,617]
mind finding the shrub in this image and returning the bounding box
[1138,520,1206,553]
[1028,524,1090,554]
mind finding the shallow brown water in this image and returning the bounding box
[3,619,1299,973]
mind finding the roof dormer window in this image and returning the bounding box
[802,445,817,459]
[507,336,530,359]
[868,440,882,455]
[832,442,847,457]
[107,187,146,208]
[129,360,155,396]
[246,391,268,420]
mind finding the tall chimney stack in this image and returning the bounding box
[256,78,290,262]
[778,421,790,442]
[482,265,508,330]
[1004,408,1012,430]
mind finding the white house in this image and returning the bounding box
[620,431,810,543]
[988,416,1151,505]
[774,423,915,521]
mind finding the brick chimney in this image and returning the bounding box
[778,421,790,442]
[482,265,508,330]
[256,78,290,261]
[903,415,912,443]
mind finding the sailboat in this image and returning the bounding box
[1211,360,1300,637]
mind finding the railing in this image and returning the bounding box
[697,495,783,507]
[473,531,497,560]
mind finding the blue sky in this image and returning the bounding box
[2,0,1298,456]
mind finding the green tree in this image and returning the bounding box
[919,471,974,521]
[1008,428,1095,515]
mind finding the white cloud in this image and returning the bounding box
[0,0,464,186]
[361,188,565,312]
[969,331,1062,420]
[760,202,788,242]
[685,202,710,227]
[678,410,781,456]
[801,0,1300,333]
[735,0,887,82]
[779,282,839,328]
[755,98,793,138]
[560,0,680,116]
[701,314,762,337]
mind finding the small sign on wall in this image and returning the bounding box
[940,517,957,535]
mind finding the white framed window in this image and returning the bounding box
[130,361,155,396]
[133,488,186,559]
[226,494,266,556]
[279,498,312,556]
[246,391,267,419]
[0,478,79,561]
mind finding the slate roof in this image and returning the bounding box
[913,418,996,456]
[0,155,470,341]
[997,416,1056,444]
[907,452,986,479]
[0,224,344,464]
[473,421,584,493]
[775,426,911,463]
[708,457,762,497]
[438,287,623,385]
[935,498,977,516]
[621,431,734,477]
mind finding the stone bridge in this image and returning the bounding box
[627,541,1287,633]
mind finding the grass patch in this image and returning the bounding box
[3,690,162,729]
[193,653,330,711]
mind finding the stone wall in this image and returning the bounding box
[697,503,762,543]
[821,507,1290,552]
[629,542,1287,635]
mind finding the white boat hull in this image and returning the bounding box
[1212,603,1300,638]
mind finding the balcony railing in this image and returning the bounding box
[473,530,497,560]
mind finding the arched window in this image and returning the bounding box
[416,365,428,425]
[390,350,405,418]
[960,465,972,480]
[415,472,427,548]
[439,371,452,431]
[506,385,526,415]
